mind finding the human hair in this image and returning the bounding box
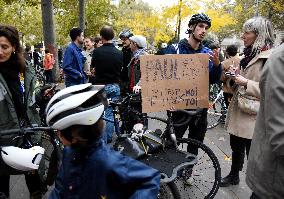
[93,36,102,48]
[69,27,83,41]
[243,16,274,53]
[84,36,94,42]
[60,118,105,148]
[0,25,26,72]
[208,43,220,50]
[99,25,114,41]
[94,36,101,44]
[25,45,31,52]
[226,44,238,57]
[45,49,50,54]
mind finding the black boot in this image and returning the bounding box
[220,150,244,187]
[220,172,240,187]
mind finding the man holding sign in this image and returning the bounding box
[166,13,222,155]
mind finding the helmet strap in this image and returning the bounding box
[190,24,202,43]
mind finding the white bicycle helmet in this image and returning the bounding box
[1,146,45,171]
[45,83,107,130]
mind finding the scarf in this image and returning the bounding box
[133,48,145,59]
[240,46,257,70]
[129,49,145,92]
[0,59,25,121]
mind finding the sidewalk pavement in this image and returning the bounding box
[10,114,252,199]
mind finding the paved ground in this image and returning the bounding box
[10,114,251,199]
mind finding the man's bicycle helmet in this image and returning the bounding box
[188,13,211,28]
[45,83,107,130]
[1,146,45,171]
[119,29,134,39]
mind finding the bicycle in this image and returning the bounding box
[0,126,63,195]
[207,84,227,129]
[106,94,221,199]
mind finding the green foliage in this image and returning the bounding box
[223,0,284,36]
[54,0,116,45]
[0,0,42,45]
[114,0,176,46]
[1,0,282,48]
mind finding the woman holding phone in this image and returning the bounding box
[220,17,275,187]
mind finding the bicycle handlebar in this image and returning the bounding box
[0,126,55,137]
[140,109,203,127]
[109,93,141,107]
[108,93,204,128]
[170,109,203,127]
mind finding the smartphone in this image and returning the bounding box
[224,72,236,77]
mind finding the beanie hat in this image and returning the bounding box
[129,35,147,48]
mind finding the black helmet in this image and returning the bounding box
[119,29,133,39]
[188,13,211,28]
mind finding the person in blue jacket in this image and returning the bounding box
[166,13,222,156]
[45,83,160,199]
[62,27,86,87]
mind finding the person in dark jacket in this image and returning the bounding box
[46,84,160,199]
[118,29,133,96]
[0,25,50,199]
[62,27,86,87]
[166,13,222,156]
[246,45,284,199]
[91,25,123,143]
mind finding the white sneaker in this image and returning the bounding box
[184,176,194,186]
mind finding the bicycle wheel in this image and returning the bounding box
[175,138,221,199]
[36,71,46,86]
[207,97,225,129]
[41,132,63,186]
[158,182,181,199]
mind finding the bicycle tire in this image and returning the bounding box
[41,132,63,186]
[158,182,181,199]
[36,72,46,86]
[207,97,225,129]
[176,138,221,199]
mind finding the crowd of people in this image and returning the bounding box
[0,11,284,199]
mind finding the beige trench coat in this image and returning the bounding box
[225,50,272,139]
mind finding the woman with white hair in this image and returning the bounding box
[220,16,275,187]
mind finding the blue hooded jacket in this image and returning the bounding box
[49,139,160,199]
[166,38,222,84]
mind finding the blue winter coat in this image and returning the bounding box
[49,139,160,199]
[166,38,222,84]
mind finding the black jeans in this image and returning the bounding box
[172,108,208,155]
[44,69,53,84]
[230,134,251,174]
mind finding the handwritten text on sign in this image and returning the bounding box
[140,54,209,113]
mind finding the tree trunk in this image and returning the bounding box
[177,0,182,41]
[41,0,59,82]
[79,0,85,31]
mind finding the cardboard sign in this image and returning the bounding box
[140,54,209,113]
